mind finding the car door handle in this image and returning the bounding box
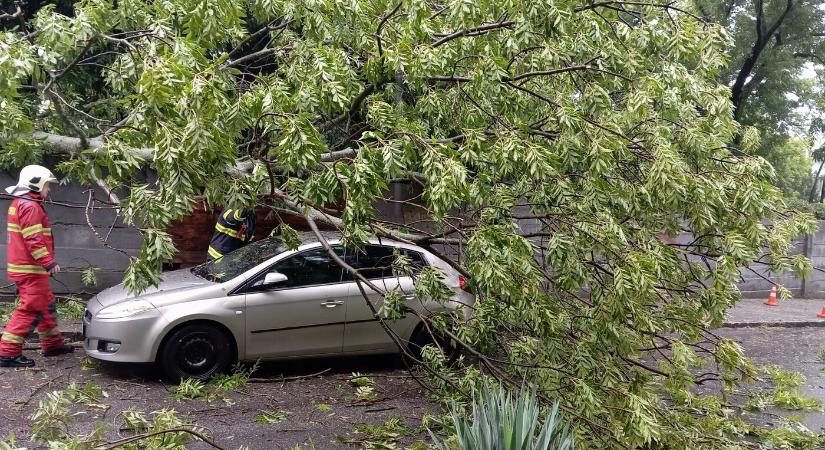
[320,300,344,308]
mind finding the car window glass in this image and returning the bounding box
[342,245,428,281]
[250,246,344,290]
[191,238,288,282]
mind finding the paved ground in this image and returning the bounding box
[718,298,825,431]
[716,327,825,431]
[4,297,825,448]
[725,297,825,327]
[0,352,437,449]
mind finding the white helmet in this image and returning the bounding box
[5,165,58,195]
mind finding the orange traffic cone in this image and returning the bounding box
[818,307,825,319]
[764,286,778,307]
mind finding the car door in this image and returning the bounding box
[242,246,348,359]
[341,245,425,353]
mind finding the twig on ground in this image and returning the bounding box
[102,427,226,449]
[365,406,396,413]
[248,368,332,383]
[14,372,64,409]
[335,373,414,380]
[22,341,83,350]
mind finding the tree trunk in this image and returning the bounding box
[730,0,794,120]
[818,170,825,203]
[810,161,824,202]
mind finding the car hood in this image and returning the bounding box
[94,268,217,308]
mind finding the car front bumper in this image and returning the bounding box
[83,302,170,363]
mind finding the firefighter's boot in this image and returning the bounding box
[0,355,35,367]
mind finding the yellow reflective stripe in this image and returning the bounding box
[37,328,60,338]
[1,332,25,344]
[8,206,16,216]
[42,228,51,236]
[208,246,223,259]
[233,210,243,221]
[7,263,47,274]
[21,224,43,237]
[223,209,233,220]
[31,247,49,259]
[214,222,240,238]
[7,223,20,233]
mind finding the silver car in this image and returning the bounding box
[83,233,473,380]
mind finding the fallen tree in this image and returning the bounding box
[0,1,819,448]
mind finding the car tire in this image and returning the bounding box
[159,323,232,381]
[406,323,460,365]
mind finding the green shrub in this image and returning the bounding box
[430,384,573,450]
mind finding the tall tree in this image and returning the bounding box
[0,1,818,448]
[696,0,825,197]
[696,0,824,122]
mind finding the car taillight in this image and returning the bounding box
[459,275,471,293]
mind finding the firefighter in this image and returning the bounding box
[206,207,256,261]
[0,165,73,367]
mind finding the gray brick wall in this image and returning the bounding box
[1,171,822,299]
[738,236,806,299]
[510,212,825,299]
[0,171,141,295]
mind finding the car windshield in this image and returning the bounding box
[191,238,289,282]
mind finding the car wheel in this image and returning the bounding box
[407,323,460,365]
[159,323,232,381]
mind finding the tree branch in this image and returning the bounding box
[0,6,21,21]
[43,35,100,93]
[102,427,225,450]
[25,131,153,159]
[730,0,793,118]
[510,64,631,82]
[755,0,765,48]
[764,0,793,41]
[46,91,90,150]
[270,188,462,245]
[17,131,362,170]
[304,215,471,399]
[375,3,402,58]
[432,21,515,48]
[574,1,704,21]
[793,51,825,66]
[225,45,293,68]
[319,85,376,131]
[227,18,290,58]
[430,64,631,84]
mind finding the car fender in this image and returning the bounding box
[153,309,246,361]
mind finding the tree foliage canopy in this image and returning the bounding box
[0,0,819,448]
[696,0,825,198]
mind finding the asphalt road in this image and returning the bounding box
[718,326,825,432]
[0,352,437,449]
[3,327,825,448]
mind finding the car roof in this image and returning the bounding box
[286,231,412,249]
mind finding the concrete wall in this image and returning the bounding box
[0,171,142,295]
[1,168,822,299]
[738,240,805,299]
[739,223,825,299]
[513,213,825,299]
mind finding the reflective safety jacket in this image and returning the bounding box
[207,208,256,260]
[6,192,56,279]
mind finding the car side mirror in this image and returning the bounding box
[263,272,288,285]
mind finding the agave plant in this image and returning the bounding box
[431,383,574,450]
